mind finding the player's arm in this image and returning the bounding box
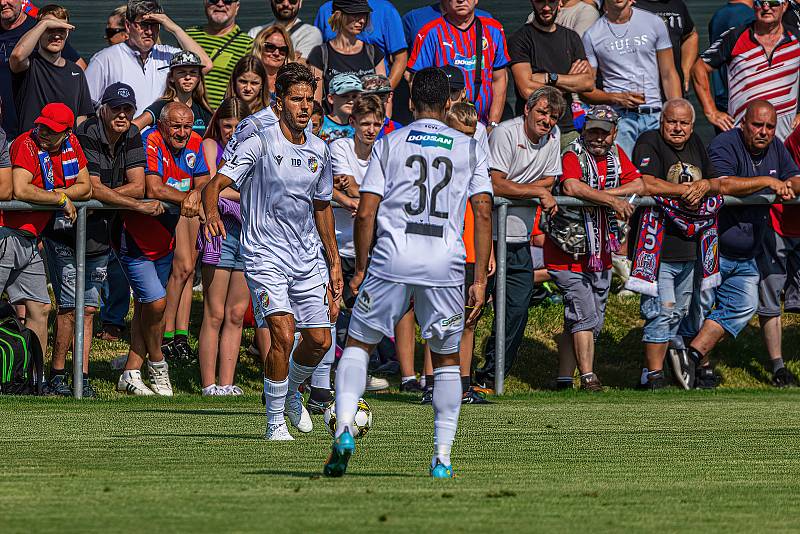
[467,192,493,326]
[202,172,235,240]
[314,199,344,301]
[351,191,381,292]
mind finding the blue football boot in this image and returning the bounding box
[323,427,355,477]
[429,460,455,479]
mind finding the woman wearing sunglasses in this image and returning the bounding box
[104,5,128,45]
[252,25,296,104]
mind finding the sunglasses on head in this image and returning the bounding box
[264,42,289,55]
[105,27,125,39]
[206,0,239,5]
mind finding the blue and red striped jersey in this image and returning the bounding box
[118,127,209,260]
[407,16,509,124]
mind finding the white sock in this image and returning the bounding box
[311,325,336,390]
[334,345,369,438]
[432,365,461,468]
[264,377,289,426]
[287,357,316,396]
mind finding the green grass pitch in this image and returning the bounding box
[2,390,800,533]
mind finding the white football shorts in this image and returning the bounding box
[245,260,330,329]
[347,273,464,354]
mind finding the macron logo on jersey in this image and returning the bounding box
[406,131,454,150]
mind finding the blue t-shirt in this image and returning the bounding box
[708,128,799,260]
[314,0,407,72]
[708,3,755,112]
[401,3,492,47]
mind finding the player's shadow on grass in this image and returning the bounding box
[126,409,262,417]
[112,433,265,441]
[243,469,418,478]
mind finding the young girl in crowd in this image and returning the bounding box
[133,50,213,136]
[224,56,270,114]
[307,1,386,103]
[197,97,251,396]
[252,25,295,103]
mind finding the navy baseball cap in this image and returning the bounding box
[441,64,466,91]
[101,82,136,108]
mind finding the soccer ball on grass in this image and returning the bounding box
[324,398,372,438]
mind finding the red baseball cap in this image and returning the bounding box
[34,103,74,133]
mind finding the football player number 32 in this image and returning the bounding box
[404,155,453,219]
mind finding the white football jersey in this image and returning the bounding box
[221,105,313,164]
[360,118,492,287]
[219,124,333,274]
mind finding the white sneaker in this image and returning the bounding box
[147,360,173,397]
[285,392,313,433]
[117,370,155,396]
[202,384,223,396]
[266,423,294,441]
[366,374,389,391]
[220,385,243,396]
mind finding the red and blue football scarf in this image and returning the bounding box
[626,195,723,297]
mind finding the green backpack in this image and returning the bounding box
[0,301,44,395]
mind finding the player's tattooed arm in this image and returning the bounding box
[202,173,234,240]
[313,199,344,301]
[467,192,493,326]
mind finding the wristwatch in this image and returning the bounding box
[547,72,559,86]
[489,121,499,128]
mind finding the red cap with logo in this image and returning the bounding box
[34,103,75,133]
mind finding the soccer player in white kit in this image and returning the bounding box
[203,64,344,441]
[323,68,493,478]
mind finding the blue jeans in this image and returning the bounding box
[640,261,695,344]
[615,110,661,157]
[679,256,759,339]
[100,249,131,327]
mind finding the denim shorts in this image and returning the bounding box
[217,229,245,271]
[118,252,174,304]
[43,239,108,309]
[640,261,695,344]
[686,256,759,338]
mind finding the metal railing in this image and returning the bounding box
[491,192,800,394]
[1,192,793,398]
[0,200,171,399]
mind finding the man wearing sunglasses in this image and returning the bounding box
[86,0,212,118]
[693,0,800,141]
[249,0,322,61]
[187,0,253,109]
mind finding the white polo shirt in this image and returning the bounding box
[85,42,181,116]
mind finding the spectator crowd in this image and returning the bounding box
[0,0,798,403]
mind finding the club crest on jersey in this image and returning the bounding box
[639,157,651,167]
[274,154,283,166]
[185,152,196,169]
[308,156,319,173]
[255,288,270,317]
[441,313,463,331]
[406,130,454,150]
[356,290,371,314]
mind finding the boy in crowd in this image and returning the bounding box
[360,73,402,139]
[319,73,362,143]
[9,4,93,133]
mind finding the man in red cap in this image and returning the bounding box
[4,102,91,378]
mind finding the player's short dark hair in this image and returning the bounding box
[275,62,317,99]
[411,68,450,113]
